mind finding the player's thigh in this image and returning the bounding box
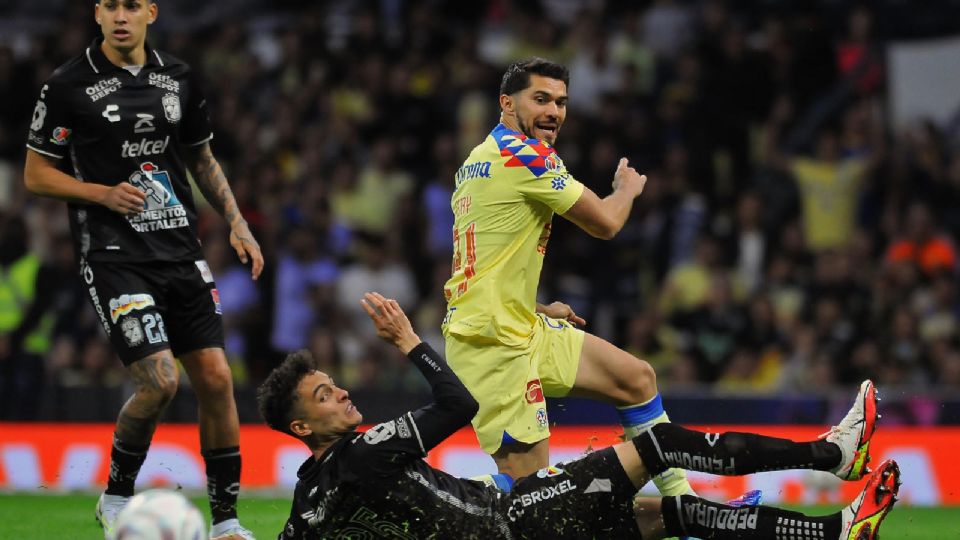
[505,447,641,539]
[445,334,548,453]
[79,259,172,365]
[534,314,585,398]
[164,260,225,357]
[568,331,658,405]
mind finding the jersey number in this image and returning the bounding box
[452,222,477,295]
[142,313,168,344]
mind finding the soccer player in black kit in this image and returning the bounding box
[258,292,899,540]
[23,2,261,538]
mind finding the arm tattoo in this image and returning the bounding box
[187,143,244,228]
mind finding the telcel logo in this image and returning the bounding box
[122,135,170,158]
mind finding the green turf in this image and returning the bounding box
[0,493,956,538]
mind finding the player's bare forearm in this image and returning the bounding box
[184,142,244,228]
[24,149,109,204]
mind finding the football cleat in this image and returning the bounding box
[727,489,763,508]
[839,459,900,539]
[95,492,130,539]
[821,380,878,481]
[210,518,257,540]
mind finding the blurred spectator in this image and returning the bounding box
[884,201,958,278]
[3,0,960,419]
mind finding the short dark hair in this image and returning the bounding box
[500,57,570,96]
[257,350,318,437]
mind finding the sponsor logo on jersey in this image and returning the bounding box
[126,162,189,232]
[525,379,544,404]
[121,135,169,158]
[535,465,565,478]
[506,479,578,522]
[108,293,156,323]
[148,72,180,93]
[536,407,548,429]
[134,113,156,133]
[50,127,71,145]
[211,288,222,314]
[162,93,181,123]
[86,77,121,101]
[454,161,492,186]
[120,316,144,347]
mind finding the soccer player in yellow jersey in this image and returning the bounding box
[442,57,694,498]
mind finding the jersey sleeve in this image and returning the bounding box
[338,343,478,477]
[25,77,73,159]
[180,67,213,146]
[512,148,585,214]
[278,503,317,540]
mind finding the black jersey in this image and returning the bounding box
[280,343,514,540]
[26,38,212,263]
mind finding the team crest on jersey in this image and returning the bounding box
[162,93,181,123]
[50,127,71,145]
[120,316,144,347]
[536,407,548,429]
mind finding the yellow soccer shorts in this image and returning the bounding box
[444,314,585,454]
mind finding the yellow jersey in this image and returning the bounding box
[442,123,584,346]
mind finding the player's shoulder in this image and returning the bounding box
[489,124,564,179]
[44,54,92,86]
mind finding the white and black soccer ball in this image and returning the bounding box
[112,489,207,540]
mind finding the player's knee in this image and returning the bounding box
[621,358,657,402]
[192,360,234,399]
[135,374,179,409]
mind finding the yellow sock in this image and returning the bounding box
[621,410,696,496]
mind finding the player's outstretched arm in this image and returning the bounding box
[23,149,146,214]
[361,292,479,450]
[562,157,646,240]
[183,142,264,280]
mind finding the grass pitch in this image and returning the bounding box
[0,493,956,538]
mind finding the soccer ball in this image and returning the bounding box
[112,489,207,540]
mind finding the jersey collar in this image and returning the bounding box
[85,36,164,75]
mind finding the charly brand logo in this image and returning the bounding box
[102,104,120,122]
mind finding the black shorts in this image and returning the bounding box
[79,258,224,365]
[503,447,642,539]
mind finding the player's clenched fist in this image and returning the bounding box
[99,183,146,215]
[613,157,647,198]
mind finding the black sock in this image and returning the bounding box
[105,436,149,497]
[634,423,841,476]
[661,495,842,539]
[203,446,241,524]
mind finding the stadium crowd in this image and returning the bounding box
[2,0,960,421]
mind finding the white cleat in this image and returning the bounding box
[95,492,131,539]
[821,380,879,481]
[210,518,257,539]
